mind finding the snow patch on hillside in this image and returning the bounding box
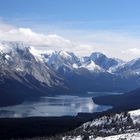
[96,132,140,140]
[129,109,140,124]
[63,132,140,140]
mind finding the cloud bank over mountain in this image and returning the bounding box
[1,21,140,60]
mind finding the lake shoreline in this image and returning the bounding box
[0,95,113,117]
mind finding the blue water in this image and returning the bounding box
[0,94,114,118]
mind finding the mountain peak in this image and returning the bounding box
[88,52,122,70]
[82,60,103,72]
[0,41,30,54]
[90,52,106,59]
[58,50,71,59]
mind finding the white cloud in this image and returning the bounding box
[122,48,140,55]
[1,21,140,61]
[129,48,140,55]
[0,22,95,57]
[0,27,73,48]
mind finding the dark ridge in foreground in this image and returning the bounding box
[0,111,116,139]
[0,110,139,140]
[0,116,90,139]
[0,110,136,139]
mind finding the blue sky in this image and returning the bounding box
[0,0,140,60]
[0,0,140,30]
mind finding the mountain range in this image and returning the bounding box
[0,41,140,106]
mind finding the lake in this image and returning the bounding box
[0,94,114,117]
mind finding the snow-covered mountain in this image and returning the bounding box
[40,49,140,92]
[1,41,140,86]
[112,58,140,75]
[32,46,140,77]
[41,50,81,72]
[0,42,67,106]
[79,60,104,73]
[0,41,65,87]
[1,41,140,106]
[86,52,124,70]
[41,50,122,73]
[40,50,126,92]
[41,50,105,73]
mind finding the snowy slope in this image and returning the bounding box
[0,41,64,87]
[129,109,140,124]
[41,51,107,73]
[89,52,124,70]
[41,50,81,72]
[41,50,140,77]
[2,41,140,77]
[62,109,140,140]
[80,60,104,72]
[64,132,140,140]
[1,41,140,97]
[112,58,140,75]
[96,132,140,140]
